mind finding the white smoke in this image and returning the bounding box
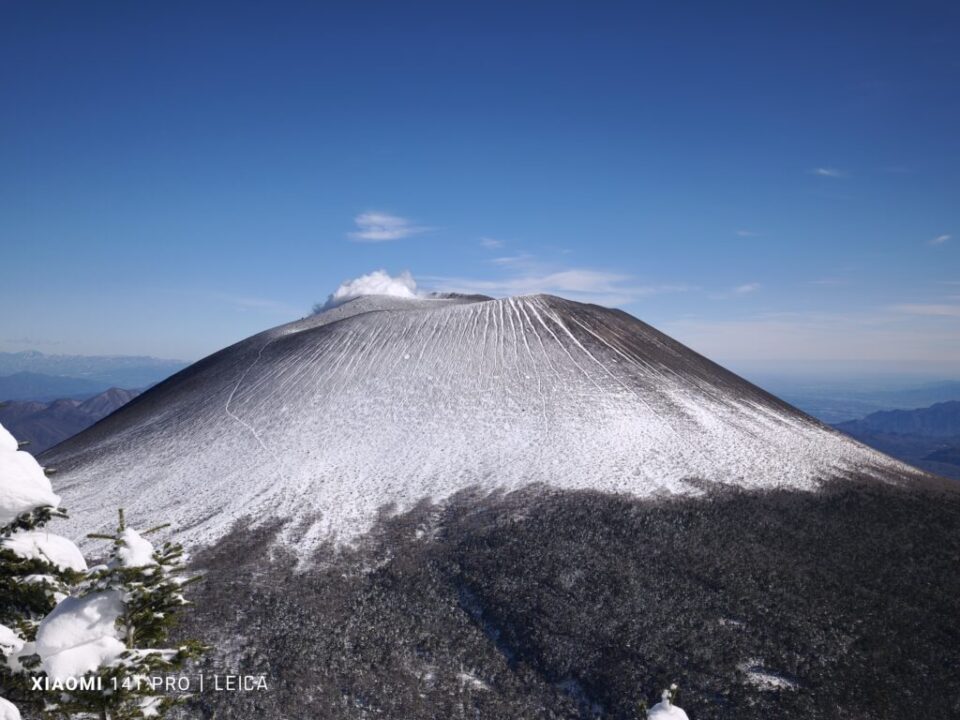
[319,270,418,312]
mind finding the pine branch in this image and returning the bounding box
[140,523,171,536]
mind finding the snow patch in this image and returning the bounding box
[0,697,22,720]
[35,590,126,680]
[116,528,156,567]
[0,426,60,527]
[0,425,17,453]
[139,695,163,717]
[0,624,24,656]
[456,671,489,691]
[2,530,87,572]
[3,640,35,675]
[322,270,418,310]
[738,660,800,690]
[718,617,745,628]
[648,691,689,719]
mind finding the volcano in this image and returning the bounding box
[41,294,959,720]
[45,294,912,548]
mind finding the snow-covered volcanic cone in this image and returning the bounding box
[44,293,909,548]
[40,291,959,720]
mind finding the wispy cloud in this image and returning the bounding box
[211,293,301,316]
[811,167,846,178]
[892,303,960,317]
[480,237,504,249]
[423,269,690,307]
[708,282,762,300]
[427,244,691,307]
[348,212,431,242]
[735,229,760,238]
[490,253,535,268]
[929,233,951,246]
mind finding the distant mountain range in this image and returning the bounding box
[0,350,186,390]
[0,372,116,401]
[0,387,140,454]
[834,401,960,480]
[0,351,184,453]
[767,379,960,424]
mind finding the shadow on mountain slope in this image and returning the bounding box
[176,478,960,720]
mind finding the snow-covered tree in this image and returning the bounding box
[646,683,689,719]
[1,422,85,718]
[40,510,205,720]
[1,422,204,720]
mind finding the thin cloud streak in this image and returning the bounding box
[808,278,849,286]
[423,269,691,307]
[348,212,431,242]
[211,293,302,316]
[929,234,951,246]
[490,254,535,267]
[892,303,960,317]
[811,167,846,178]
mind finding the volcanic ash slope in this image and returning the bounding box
[44,294,911,549]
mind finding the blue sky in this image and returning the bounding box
[1,1,958,376]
